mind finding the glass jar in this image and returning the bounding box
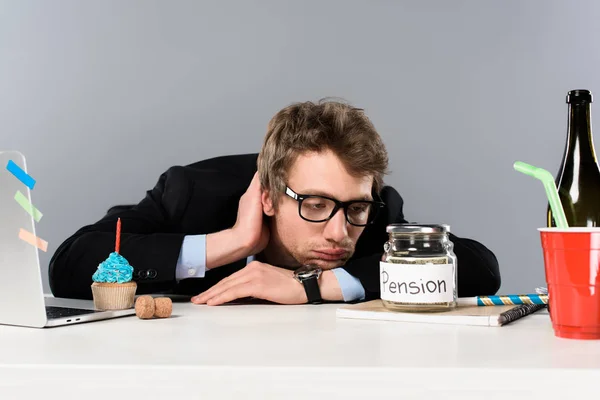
[380,223,457,312]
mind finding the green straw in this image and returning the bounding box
[513,161,569,228]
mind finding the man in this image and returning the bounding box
[49,100,500,304]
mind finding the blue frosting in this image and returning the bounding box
[92,252,134,283]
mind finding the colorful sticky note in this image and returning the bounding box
[18,228,48,252]
[6,160,36,190]
[14,190,43,222]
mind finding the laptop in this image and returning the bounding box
[0,150,135,328]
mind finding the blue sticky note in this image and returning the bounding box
[6,160,36,190]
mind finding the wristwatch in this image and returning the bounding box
[293,265,323,304]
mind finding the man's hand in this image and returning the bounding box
[205,172,270,269]
[191,261,307,306]
[232,172,270,256]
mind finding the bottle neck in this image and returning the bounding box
[567,103,597,163]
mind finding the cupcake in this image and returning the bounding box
[90,218,137,310]
[91,252,137,310]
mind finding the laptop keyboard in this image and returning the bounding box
[45,306,98,320]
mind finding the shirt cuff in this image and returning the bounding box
[175,235,207,281]
[331,268,365,302]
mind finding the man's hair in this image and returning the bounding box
[257,99,389,206]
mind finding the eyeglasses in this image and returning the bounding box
[284,186,385,227]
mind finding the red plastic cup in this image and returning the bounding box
[539,227,600,340]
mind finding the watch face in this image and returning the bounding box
[294,265,322,280]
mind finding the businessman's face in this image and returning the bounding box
[263,149,373,270]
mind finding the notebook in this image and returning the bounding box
[336,300,546,327]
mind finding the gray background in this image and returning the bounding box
[2,0,599,294]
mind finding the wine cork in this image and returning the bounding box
[135,295,155,319]
[153,297,172,318]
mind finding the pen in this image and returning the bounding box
[457,294,548,306]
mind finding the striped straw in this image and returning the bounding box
[477,294,548,306]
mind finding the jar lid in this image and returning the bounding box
[386,223,450,234]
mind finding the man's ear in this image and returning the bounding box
[262,190,275,216]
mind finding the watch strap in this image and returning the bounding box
[303,276,322,304]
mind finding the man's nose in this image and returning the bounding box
[323,208,349,242]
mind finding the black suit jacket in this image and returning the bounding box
[49,153,501,301]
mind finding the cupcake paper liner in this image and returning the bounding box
[91,282,137,311]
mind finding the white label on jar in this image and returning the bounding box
[380,261,454,303]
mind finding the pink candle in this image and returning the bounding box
[115,218,121,254]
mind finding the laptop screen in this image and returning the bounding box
[0,150,48,327]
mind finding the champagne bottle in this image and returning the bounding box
[548,89,600,227]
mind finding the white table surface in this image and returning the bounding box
[1,297,599,399]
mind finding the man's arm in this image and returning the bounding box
[331,268,365,302]
[179,234,358,302]
[176,231,253,280]
[176,235,208,280]
[341,187,501,301]
[51,165,274,300]
[343,236,501,301]
[192,260,347,305]
[50,167,192,300]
